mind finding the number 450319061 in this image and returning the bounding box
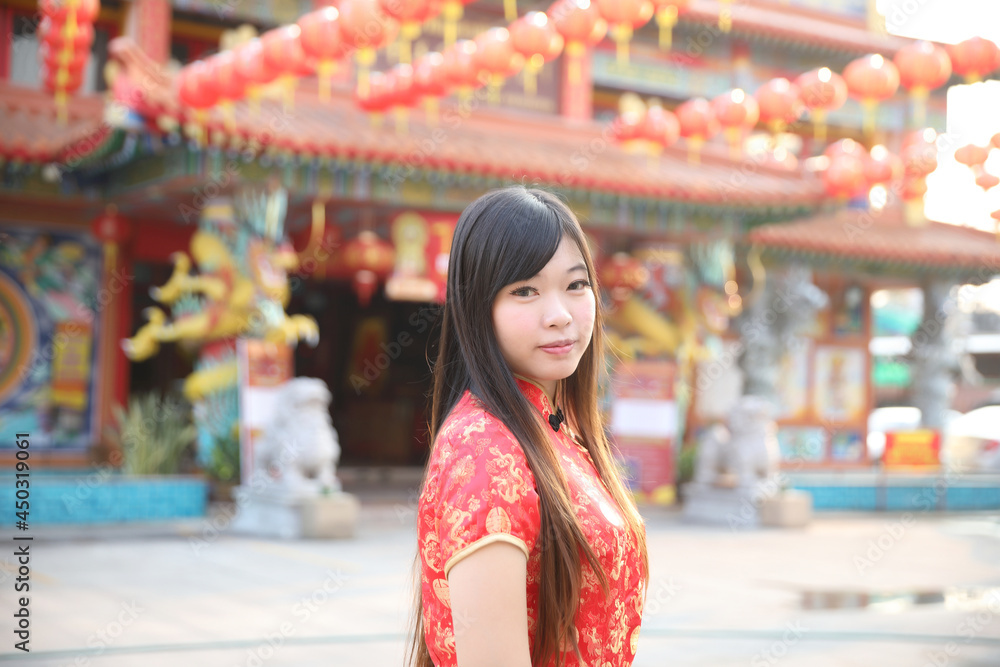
[15,434,29,524]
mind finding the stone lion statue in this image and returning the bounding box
[253,377,341,500]
[693,395,780,488]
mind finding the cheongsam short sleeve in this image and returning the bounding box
[436,420,542,578]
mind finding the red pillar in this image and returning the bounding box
[124,0,171,65]
[559,46,593,122]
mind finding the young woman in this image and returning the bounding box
[407,186,649,667]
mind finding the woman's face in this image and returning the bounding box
[492,235,596,399]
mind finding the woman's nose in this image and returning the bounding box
[543,296,572,328]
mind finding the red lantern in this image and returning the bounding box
[599,252,648,305]
[178,59,219,145]
[206,51,246,102]
[640,103,680,155]
[385,63,418,134]
[894,40,951,127]
[612,110,644,145]
[795,67,847,142]
[823,153,867,199]
[970,164,1000,191]
[43,66,83,93]
[355,70,394,114]
[39,17,94,51]
[676,97,718,164]
[341,230,396,307]
[955,143,989,168]
[413,51,450,97]
[41,0,100,24]
[755,77,801,133]
[298,7,351,101]
[442,39,482,105]
[178,60,218,110]
[338,0,398,51]
[549,0,606,85]
[261,26,309,77]
[90,204,131,271]
[378,0,442,63]
[947,37,1000,83]
[650,0,690,50]
[864,145,902,185]
[895,40,952,94]
[413,51,449,123]
[901,128,939,178]
[261,25,313,112]
[338,0,400,97]
[474,27,524,102]
[712,88,759,158]
[595,0,652,66]
[510,12,563,96]
[39,41,89,74]
[843,53,900,136]
[235,39,280,88]
[203,51,244,130]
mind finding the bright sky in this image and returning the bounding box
[877,0,1000,44]
[877,0,1000,232]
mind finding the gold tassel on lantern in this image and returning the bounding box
[719,0,733,32]
[656,6,678,50]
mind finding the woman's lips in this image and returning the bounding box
[540,340,574,355]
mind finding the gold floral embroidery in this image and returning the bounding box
[486,506,512,533]
[486,448,529,503]
[433,578,451,604]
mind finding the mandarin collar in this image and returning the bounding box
[513,374,556,422]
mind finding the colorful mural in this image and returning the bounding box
[0,227,102,450]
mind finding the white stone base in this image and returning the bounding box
[759,490,813,528]
[230,489,360,539]
[682,483,765,529]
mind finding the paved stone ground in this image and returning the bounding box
[2,499,1000,667]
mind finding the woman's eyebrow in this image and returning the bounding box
[528,263,588,279]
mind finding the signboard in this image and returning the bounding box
[884,430,941,469]
[385,212,456,304]
[237,339,293,483]
[609,360,677,504]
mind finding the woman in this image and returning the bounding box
[408,187,649,667]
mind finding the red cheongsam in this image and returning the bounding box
[417,377,647,666]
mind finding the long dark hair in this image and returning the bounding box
[406,186,649,667]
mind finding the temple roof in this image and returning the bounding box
[748,205,1000,281]
[683,0,911,55]
[101,38,826,212]
[0,83,111,165]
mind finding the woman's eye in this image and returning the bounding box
[510,286,535,297]
[569,280,592,290]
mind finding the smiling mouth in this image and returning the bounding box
[540,340,575,354]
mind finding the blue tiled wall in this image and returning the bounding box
[791,479,1000,512]
[1,472,208,526]
[794,485,878,511]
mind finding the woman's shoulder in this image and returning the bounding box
[436,391,518,452]
[428,391,535,485]
[421,390,538,513]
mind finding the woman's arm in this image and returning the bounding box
[447,541,533,667]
